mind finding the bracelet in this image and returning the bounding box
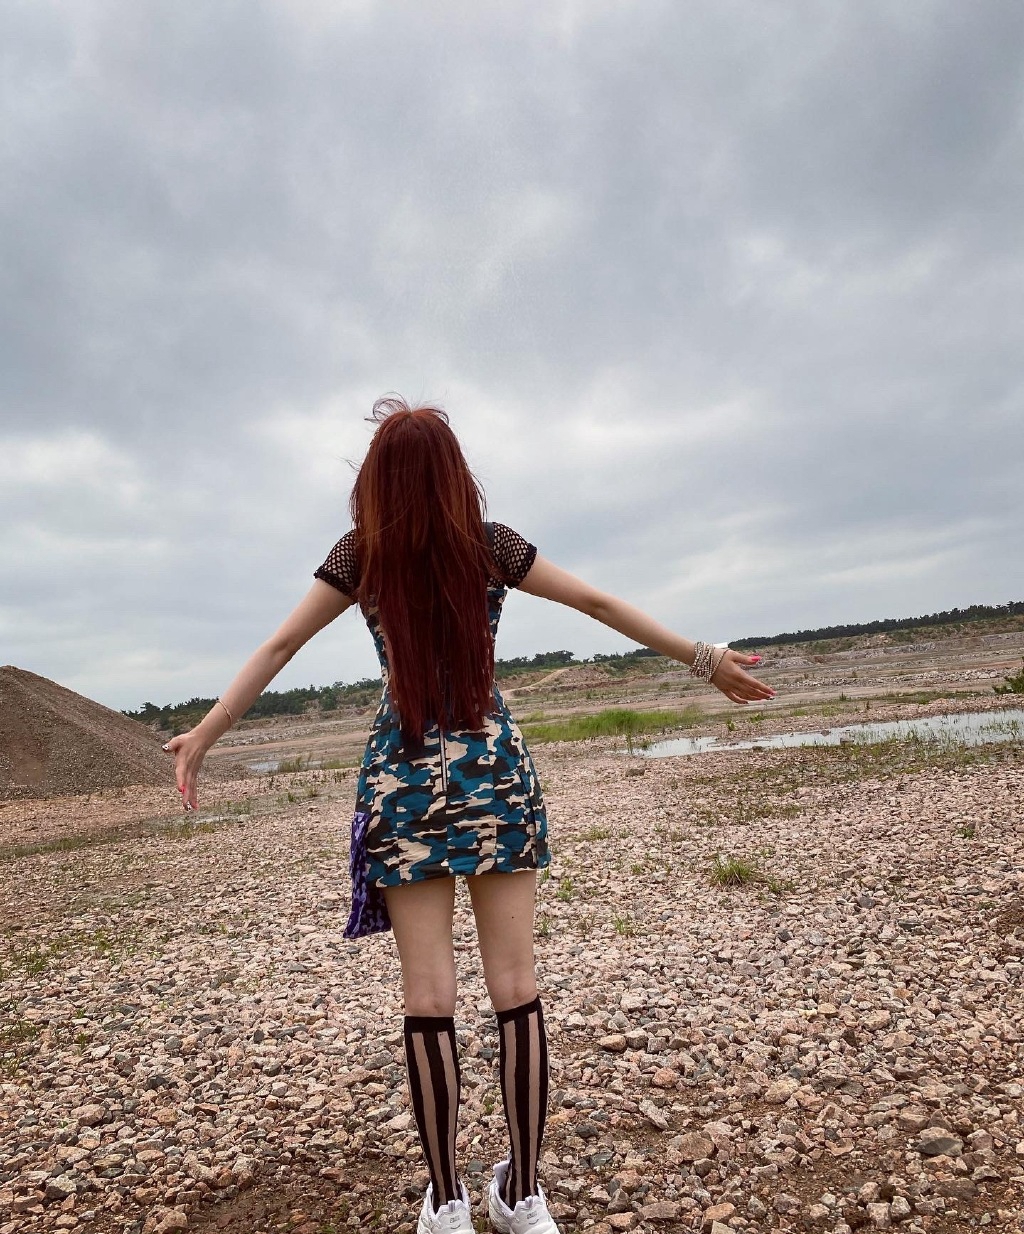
[216,698,234,725]
[689,641,728,684]
[689,641,714,682]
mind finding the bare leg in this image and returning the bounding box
[383,877,461,1211]
[467,871,549,1206]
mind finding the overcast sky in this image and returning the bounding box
[2,1,1022,711]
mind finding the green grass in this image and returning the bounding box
[995,659,1024,695]
[521,705,704,746]
[709,853,764,887]
[0,926,134,983]
[582,823,611,841]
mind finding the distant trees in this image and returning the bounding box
[125,599,1024,728]
[494,650,578,677]
[122,678,383,732]
[731,601,1024,650]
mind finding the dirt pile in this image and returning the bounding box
[0,666,171,799]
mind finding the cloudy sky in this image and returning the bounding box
[2,1,1022,712]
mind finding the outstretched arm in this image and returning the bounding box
[517,556,774,705]
[164,580,353,808]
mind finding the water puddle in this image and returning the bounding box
[636,708,1024,758]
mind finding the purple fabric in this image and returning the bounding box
[343,811,393,938]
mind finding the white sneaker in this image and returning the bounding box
[487,1159,561,1233]
[416,1179,475,1234]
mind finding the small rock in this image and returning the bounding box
[607,1214,638,1231]
[765,1076,799,1104]
[155,1211,188,1233]
[71,1104,106,1127]
[44,1176,77,1203]
[896,1107,931,1133]
[935,1179,978,1200]
[599,1035,628,1053]
[890,1196,912,1222]
[917,1127,962,1157]
[639,1201,679,1221]
[772,1192,801,1215]
[676,1131,715,1162]
[865,1202,891,1229]
[639,1100,668,1131]
[608,1188,633,1214]
[702,1201,735,1225]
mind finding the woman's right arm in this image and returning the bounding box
[517,556,774,705]
[164,580,353,808]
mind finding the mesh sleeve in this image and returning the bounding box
[491,523,538,588]
[314,530,360,598]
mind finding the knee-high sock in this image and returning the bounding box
[496,995,549,1207]
[404,1014,461,1212]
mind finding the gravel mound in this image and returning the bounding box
[0,666,170,799]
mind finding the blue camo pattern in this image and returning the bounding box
[355,579,550,891]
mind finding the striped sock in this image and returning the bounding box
[404,1014,462,1212]
[496,995,549,1208]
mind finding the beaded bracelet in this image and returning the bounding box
[689,641,727,683]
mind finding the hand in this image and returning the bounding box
[710,651,776,705]
[162,731,209,811]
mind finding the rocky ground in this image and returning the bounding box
[1,696,1022,1234]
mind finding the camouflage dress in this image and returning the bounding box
[314,524,551,937]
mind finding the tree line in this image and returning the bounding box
[125,601,1021,731]
[730,601,1024,649]
[124,648,661,732]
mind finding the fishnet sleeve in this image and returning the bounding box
[314,530,360,598]
[490,523,538,588]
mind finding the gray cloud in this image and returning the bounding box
[2,0,1022,708]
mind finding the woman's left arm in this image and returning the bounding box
[165,580,353,808]
[517,555,774,705]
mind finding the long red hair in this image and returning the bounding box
[350,397,495,750]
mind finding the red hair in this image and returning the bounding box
[350,397,495,750]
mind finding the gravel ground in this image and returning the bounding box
[1,713,1022,1234]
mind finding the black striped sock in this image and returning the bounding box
[403,1014,462,1212]
[496,995,549,1208]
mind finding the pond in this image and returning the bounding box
[636,708,1024,759]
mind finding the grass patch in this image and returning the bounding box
[709,853,764,888]
[582,823,611,841]
[521,705,704,747]
[0,926,135,983]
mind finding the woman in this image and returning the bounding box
[165,397,774,1234]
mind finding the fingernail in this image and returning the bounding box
[162,744,170,752]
